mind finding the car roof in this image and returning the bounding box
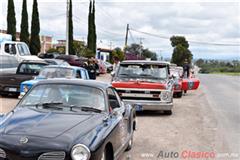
[121,60,170,65]
[36,79,111,90]
[43,65,86,70]
[21,60,49,64]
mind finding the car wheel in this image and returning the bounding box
[177,91,183,98]
[164,110,172,115]
[125,135,133,151]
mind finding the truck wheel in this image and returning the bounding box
[177,92,183,98]
[164,110,172,115]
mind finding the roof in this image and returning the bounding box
[43,65,86,70]
[121,60,170,65]
[36,79,111,90]
[21,60,49,64]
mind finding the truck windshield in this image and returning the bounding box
[117,64,168,80]
[17,44,31,56]
[18,63,47,75]
[38,67,74,78]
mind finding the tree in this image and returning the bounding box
[29,0,41,55]
[92,0,97,54]
[111,47,125,63]
[125,43,142,55]
[170,36,193,66]
[20,0,29,45]
[87,0,97,56]
[7,0,16,41]
[46,48,58,53]
[68,0,75,55]
[195,58,204,67]
[142,49,157,60]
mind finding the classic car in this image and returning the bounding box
[112,60,174,115]
[104,61,113,73]
[0,60,48,96]
[0,79,136,160]
[56,55,88,67]
[19,65,90,98]
[0,55,19,74]
[44,58,70,66]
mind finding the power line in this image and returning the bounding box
[130,28,240,46]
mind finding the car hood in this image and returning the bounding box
[112,80,167,90]
[0,107,95,139]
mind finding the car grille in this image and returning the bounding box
[38,152,66,160]
[116,88,161,101]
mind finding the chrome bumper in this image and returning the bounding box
[123,100,173,111]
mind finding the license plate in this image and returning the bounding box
[135,105,143,111]
[9,88,17,92]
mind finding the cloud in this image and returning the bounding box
[1,0,239,59]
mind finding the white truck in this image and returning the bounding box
[0,33,41,62]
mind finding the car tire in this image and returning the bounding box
[177,91,183,98]
[164,110,172,115]
[125,135,133,151]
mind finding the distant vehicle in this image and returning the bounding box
[98,60,107,74]
[0,60,48,96]
[56,55,87,67]
[112,60,174,115]
[19,65,89,98]
[0,55,19,74]
[0,36,42,62]
[104,61,113,73]
[44,59,70,66]
[0,80,136,160]
[38,52,60,59]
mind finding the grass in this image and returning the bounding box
[211,72,240,76]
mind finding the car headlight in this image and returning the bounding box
[0,148,6,159]
[71,144,90,160]
[160,91,172,102]
[23,85,29,93]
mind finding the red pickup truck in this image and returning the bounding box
[112,60,174,115]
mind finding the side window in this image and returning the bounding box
[80,70,86,79]
[4,44,10,53]
[76,70,81,79]
[107,88,121,110]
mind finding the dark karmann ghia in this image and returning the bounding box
[0,80,136,160]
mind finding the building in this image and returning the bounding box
[0,29,53,54]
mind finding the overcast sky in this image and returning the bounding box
[1,0,240,59]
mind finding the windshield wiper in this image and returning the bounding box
[70,105,102,113]
[39,102,64,110]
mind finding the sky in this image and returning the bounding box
[1,0,240,59]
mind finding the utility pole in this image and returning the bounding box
[139,37,144,58]
[65,0,69,55]
[124,24,129,48]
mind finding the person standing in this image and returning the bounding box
[112,56,120,73]
[87,59,96,80]
[182,59,190,78]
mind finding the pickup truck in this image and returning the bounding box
[112,60,174,115]
[0,40,41,62]
[0,60,48,95]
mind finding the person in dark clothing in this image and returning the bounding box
[87,59,96,80]
[182,59,190,78]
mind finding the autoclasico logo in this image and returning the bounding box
[157,150,215,159]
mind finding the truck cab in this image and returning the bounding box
[0,41,41,62]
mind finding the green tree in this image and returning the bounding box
[68,0,75,55]
[125,43,142,55]
[195,58,204,67]
[170,36,193,66]
[87,0,97,56]
[29,0,41,55]
[7,0,16,41]
[111,47,125,63]
[142,48,157,60]
[46,48,58,53]
[20,0,29,45]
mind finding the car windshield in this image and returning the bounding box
[19,84,106,112]
[38,67,74,78]
[117,64,168,81]
[18,63,47,74]
[17,44,31,56]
